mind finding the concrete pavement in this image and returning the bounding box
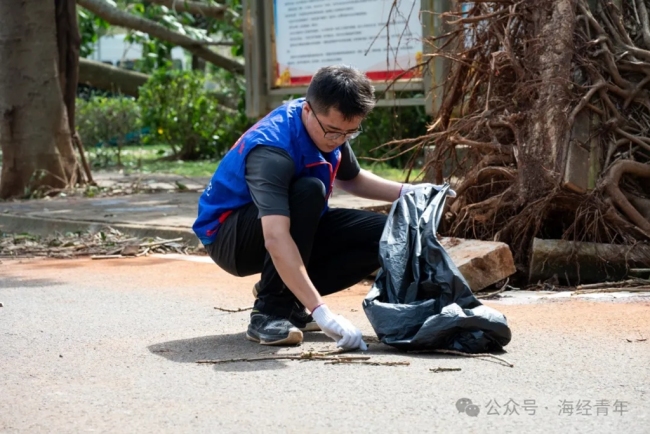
[1,255,649,433]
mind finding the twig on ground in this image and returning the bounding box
[195,351,372,365]
[430,367,462,373]
[572,286,650,295]
[138,238,184,248]
[91,255,125,260]
[411,348,514,367]
[576,278,650,290]
[213,306,253,312]
[324,360,410,366]
[476,278,510,299]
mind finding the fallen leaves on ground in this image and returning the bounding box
[0,226,205,259]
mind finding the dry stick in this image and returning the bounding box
[573,286,650,295]
[413,349,514,368]
[476,278,510,299]
[196,354,372,365]
[91,255,125,260]
[430,367,462,373]
[324,360,410,367]
[139,238,184,248]
[213,306,253,313]
[577,278,650,290]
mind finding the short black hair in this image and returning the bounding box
[306,65,375,120]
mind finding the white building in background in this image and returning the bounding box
[87,33,187,70]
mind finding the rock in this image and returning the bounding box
[440,237,516,292]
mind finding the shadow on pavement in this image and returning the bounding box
[0,275,63,289]
[148,332,293,372]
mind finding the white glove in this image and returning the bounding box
[400,183,457,198]
[311,304,368,351]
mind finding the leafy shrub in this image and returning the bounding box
[76,96,142,167]
[352,104,429,168]
[138,69,251,160]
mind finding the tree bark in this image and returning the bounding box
[0,0,77,199]
[56,0,94,185]
[77,0,244,74]
[147,0,227,20]
[518,0,578,201]
[56,0,80,134]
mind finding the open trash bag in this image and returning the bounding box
[363,185,512,352]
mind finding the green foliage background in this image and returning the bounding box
[76,0,428,172]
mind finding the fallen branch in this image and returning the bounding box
[213,306,253,313]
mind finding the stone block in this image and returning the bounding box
[440,237,516,292]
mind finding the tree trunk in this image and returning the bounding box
[56,0,80,134]
[0,0,77,199]
[56,0,94,185]
[518,0,578,201]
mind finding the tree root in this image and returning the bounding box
[603,160,650,232]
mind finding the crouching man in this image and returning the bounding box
[193,65,427,349]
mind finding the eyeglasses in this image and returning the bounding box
[307,101,363,141]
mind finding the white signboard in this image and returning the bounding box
[273,0,423,87]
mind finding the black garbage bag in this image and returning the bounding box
[363,185,512,352]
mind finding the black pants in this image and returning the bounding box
[206,177,387,319]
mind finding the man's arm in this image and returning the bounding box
[245,147,323,311]
[260,215,323,312]
[335,168,403,202]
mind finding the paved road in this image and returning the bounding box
[1,255,649,433]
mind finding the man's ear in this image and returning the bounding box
[302,101,311,114]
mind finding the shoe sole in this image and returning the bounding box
[246,329,303,346]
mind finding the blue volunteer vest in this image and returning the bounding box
[193,98,342,245]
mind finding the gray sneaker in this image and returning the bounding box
[252,282,321,332]
[246,311,303,346]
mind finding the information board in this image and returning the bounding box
[272,0,423,87]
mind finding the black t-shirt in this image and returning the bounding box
[245,142,360,217]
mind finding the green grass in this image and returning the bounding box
[88,144,219,177]
[88,144,416,182]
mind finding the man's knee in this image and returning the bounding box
[290,177,326,207]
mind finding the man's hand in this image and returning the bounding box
[400,183,457,198]
[311,304,368,350]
